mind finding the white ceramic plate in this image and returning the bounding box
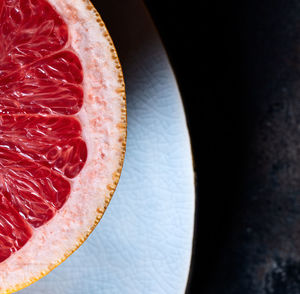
[20,0,195,293]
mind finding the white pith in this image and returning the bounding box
[0,0,126,293]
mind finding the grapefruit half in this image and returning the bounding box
[0,0,126,292]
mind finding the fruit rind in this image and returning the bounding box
[0,0,126,293]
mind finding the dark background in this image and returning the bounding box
[144,1,300,294]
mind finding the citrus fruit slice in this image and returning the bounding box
[0,0,126,292]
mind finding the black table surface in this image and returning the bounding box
[144,1,300,294]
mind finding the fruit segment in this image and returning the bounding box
[0,147,71,228]
[0,0,68,79]
[0,51,83,115]
[0,193,32,262]
[0,115,87,178]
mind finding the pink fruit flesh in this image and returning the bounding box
[0,0,87,263]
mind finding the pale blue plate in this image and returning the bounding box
[20,1,195,293]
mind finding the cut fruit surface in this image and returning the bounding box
[0,0,86,261]
[0,0,126,293]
